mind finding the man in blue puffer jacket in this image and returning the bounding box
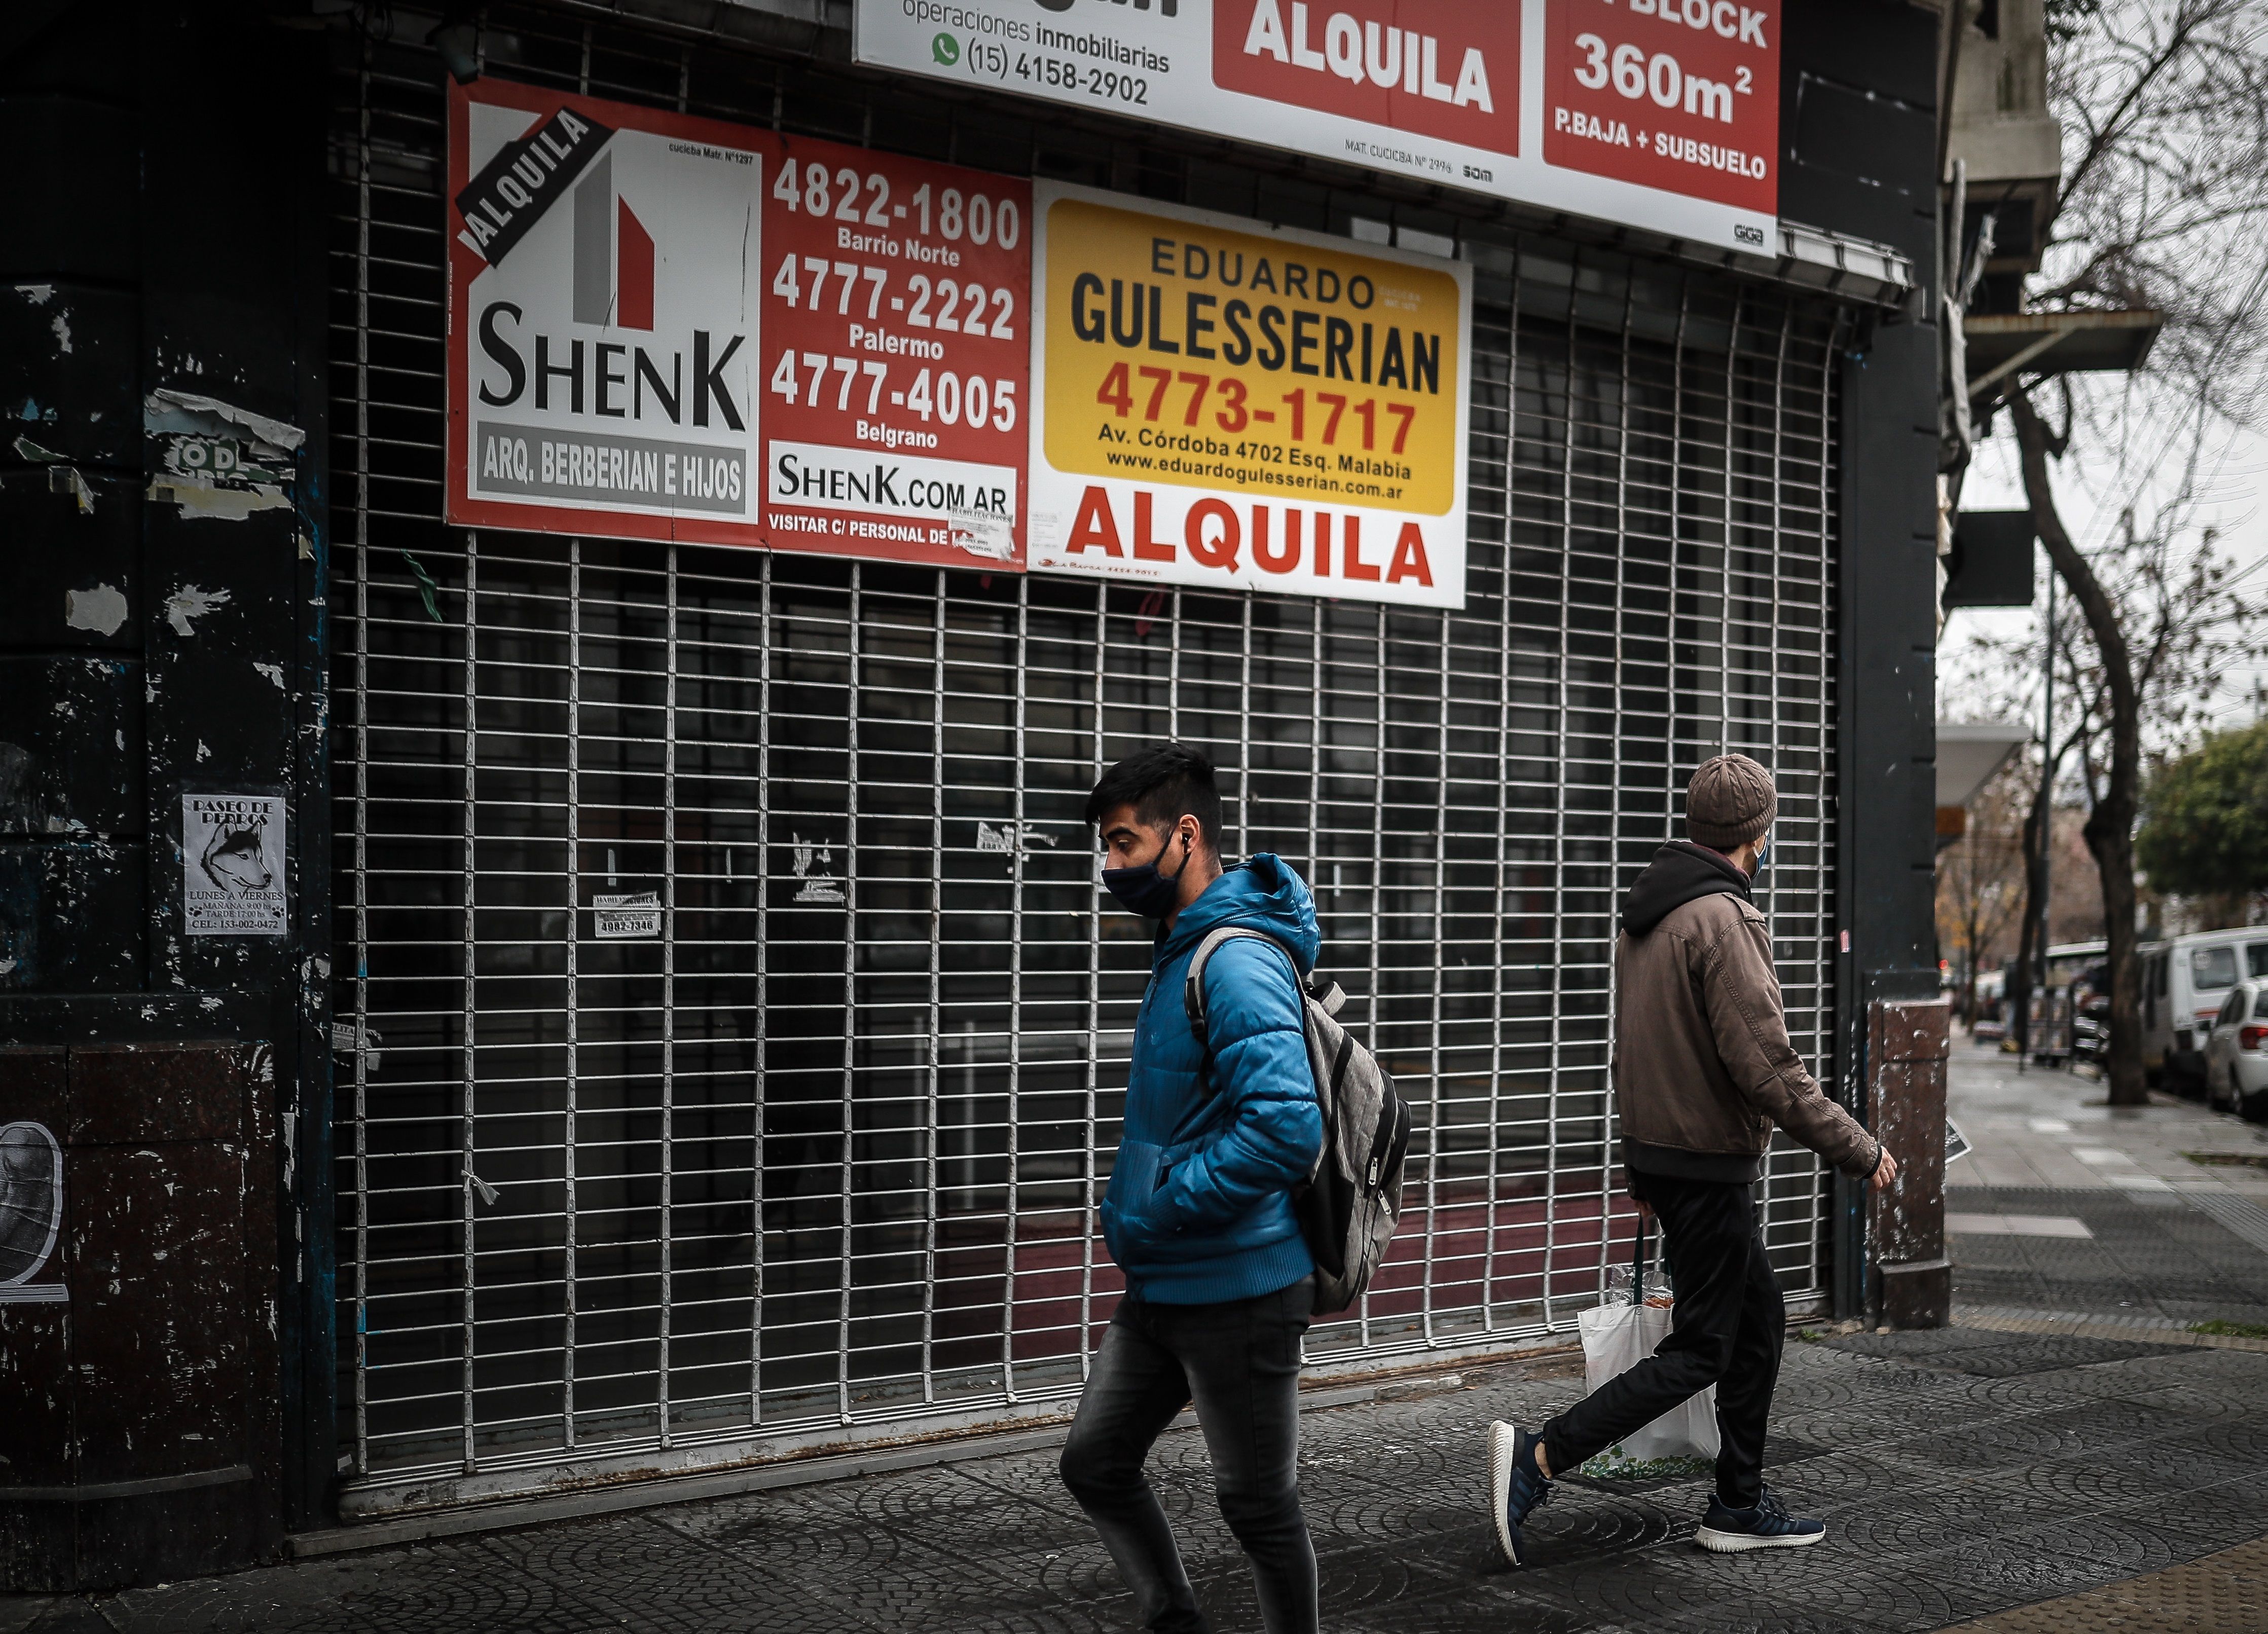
[1060,741,1325,1634]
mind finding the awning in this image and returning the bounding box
[1935,720,2031,842]
[1964,310,2162,399]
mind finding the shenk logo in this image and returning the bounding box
[473,307,746,429]
[469,152,739,427]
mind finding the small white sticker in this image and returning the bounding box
[593,890,662,940]
[182,793,287,936]
[328,1021,385,1072]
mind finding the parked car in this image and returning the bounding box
[2141,929,2268,1096]
[2204,979,2268,1121]
[1971,969,2006,1041]
[2072,988,2111,1073]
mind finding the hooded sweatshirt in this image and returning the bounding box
[1100,853,1325,1304]
[1613,842,1882,1184]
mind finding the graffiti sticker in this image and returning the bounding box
[0,1121,65,1304]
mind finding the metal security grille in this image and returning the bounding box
[330,12,1847,1511]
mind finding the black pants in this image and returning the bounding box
[1541,1173,1783,1507]
[1059,1276,1318,1634]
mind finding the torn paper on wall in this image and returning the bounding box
[144,389,304,522]
[163,584,232,637]
[328,1021,385,1073]
[64,584,128,636]
[13,435,96,513]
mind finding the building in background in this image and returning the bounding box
[1942,0,2063,316]
[1,0,1947,1585]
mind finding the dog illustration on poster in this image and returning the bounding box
[201,821,276,898]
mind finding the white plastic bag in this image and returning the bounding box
[1577,1290,1721,1467]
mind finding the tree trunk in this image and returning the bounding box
[2011,392,2147,1105]
[1959,848,1986,1028]
[2010,771,2044,1060]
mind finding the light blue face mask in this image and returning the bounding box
[1754,832,1773,870]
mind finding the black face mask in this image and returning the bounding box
[1101,829,1191,919]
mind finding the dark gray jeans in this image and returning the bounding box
[1059,1275,1317,1633]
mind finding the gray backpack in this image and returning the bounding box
[1185,927,1413,1316]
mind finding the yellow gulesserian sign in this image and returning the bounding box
[1030,184,1470,608]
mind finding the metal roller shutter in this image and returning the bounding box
[330,6,1848,1511]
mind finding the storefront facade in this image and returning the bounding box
[328,1,1912,1514]
[1,0,1945,1582]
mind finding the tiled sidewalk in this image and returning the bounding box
[1947,1032,2268,1201]
[13,1316,2268,1633]
[12,1041,2268,1632]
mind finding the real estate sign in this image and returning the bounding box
[855,0,1781,255]
[447,77,1477,604]
[447,81,771,548]
[1027,182,1469,609]
[445,79,1033,570]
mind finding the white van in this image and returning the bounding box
[2144,927,2268,1091]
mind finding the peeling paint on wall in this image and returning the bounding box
[64,584,129,637]
[252,662,284,690]
[15,283,54,306]
[12,436,95,513]
[162,585,232,636]
[149,388,304,454]
[0,744,30,835]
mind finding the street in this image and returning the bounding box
[11,1033,2268,1632]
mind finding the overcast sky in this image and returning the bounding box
[1938,409,2268,742]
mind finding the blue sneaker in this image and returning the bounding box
[1485,1420,1552,1566]
[1695,1487,1826,1553]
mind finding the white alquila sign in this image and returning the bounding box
[855,0,1782,256]
[182,793,287,936]
[448,80,771,548]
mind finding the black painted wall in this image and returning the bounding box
[1782,0,1946,1315]
[0,0,334,1585]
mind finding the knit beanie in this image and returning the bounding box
[1685,754,1777,850]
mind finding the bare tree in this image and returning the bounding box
[1936,761,2031,1025]
[2003,709,2093,1062]
[1974,0,2268,1102]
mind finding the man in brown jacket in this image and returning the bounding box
[1486,754,1897,1564]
